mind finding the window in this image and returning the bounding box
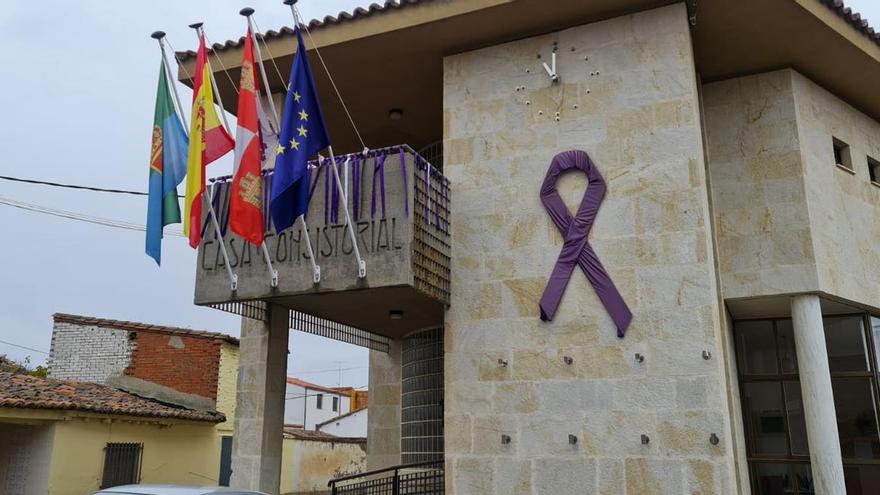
[316,393,323,410]
[869,156,880,184]
[100,443,143,489]
[332,396,339,412]
[219,436,232,487]
[833,137,853,171]
[734,315,880,494]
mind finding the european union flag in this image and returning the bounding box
[270,26,331,233]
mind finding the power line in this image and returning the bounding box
[0,196,185,237]
[292,366,368,375]
[0,174,155,197]
[0,339,49,355]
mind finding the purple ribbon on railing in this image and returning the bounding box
[371,151,387,219]
[307,164,322,215]
[421,157,431,226]
[330,161,340,224]
[352,154,361,221]
[263,174,272,232]
[399,147,409,218]
[538,150,632,338]
[324,161,334,225]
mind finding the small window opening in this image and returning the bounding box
[833,137,853,171]
[868,156,880,184]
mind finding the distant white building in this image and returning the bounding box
[316,407,368,438]
[283,377,352,430]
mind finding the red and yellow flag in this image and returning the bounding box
[229,29,265,246]
[184,34,235,248]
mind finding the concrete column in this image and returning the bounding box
[791,295,845,495]
[366,339,402,470]
[230,304,289,494]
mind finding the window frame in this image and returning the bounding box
[868,155,880,186]
[833,137,854,173]
[734,313,880,494]
[100,442,144,489]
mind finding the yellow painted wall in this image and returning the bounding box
[280,437,367,495]
[46,417,221,495]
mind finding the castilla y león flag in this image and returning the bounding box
[184,34,235,248]
[229,29,266,246]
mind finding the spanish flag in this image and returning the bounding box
[184,34,234,248]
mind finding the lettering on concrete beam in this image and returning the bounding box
[199,217,404,272]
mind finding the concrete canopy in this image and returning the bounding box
[178,0,880,155]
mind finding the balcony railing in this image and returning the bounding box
[328,461,444,495]
[193,144,450,342]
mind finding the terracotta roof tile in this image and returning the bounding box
[176,0,429,61]
[286,376,351,395]
[821,0,880,45]
[283,426,366,443]
[0,371,225,423]
[177,0,879,63]
[53,313,238,346]
[316,406,367,430]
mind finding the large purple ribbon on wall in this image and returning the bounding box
[539,150,633,338]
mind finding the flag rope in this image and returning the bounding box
[203,32,240,97]
[285,3,367,278]
[291,5,367,152]
[251,17,289,93]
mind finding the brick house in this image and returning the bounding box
[0,313,366,494]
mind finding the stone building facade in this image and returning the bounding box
[184,0,880,493]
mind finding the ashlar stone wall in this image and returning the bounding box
[705,68,880,311]
[443,4,737,494]
[792,71,880,309]
[703,70,818,300]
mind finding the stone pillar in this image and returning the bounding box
[791,295,845,495]
[366,339,402,470]
[230,304,289,494]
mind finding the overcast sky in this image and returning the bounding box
[0,0,878,389]
[0,0,374,388]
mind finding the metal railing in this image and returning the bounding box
[328,461,444,495]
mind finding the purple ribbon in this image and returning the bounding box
[330,161,340,224]
[352,155,361,221]
[308,164,323,216]
[399,147,409,218]
[423,158,431,226]
[538,150,632,338]
[371,151,387,219]
[324,160,331,225]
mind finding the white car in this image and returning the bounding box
[93,485,268,495]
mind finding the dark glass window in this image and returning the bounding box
[824,316,869,372]
[332,396,339,412]
[316,393,323,410]
[735,314,880,494]
[736,320,778,374]
[752,462,813,495]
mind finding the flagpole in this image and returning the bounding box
[179,24,238,291]
[235,8,280,289]
[325,149,366,278]
[250,6,321,285]
[283,1,366,278]
[151,32,189,132]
